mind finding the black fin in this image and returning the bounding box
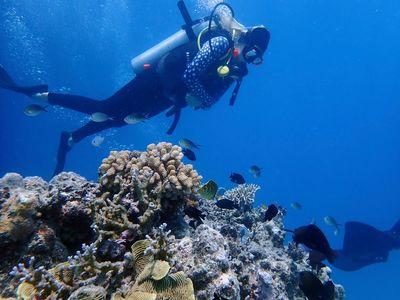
[390,219,400,236]
[0,64,16,86]
[0,64,48,96]
[53,132,72,176]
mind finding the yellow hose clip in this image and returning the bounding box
[217,65,230,77]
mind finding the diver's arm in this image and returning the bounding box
[183,36,230,108]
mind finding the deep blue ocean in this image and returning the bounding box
[0,0,399,299]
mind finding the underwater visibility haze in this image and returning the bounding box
[0,0,399,299]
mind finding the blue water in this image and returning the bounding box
[1,0,399,299]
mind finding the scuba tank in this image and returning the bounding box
[131,1,209,74]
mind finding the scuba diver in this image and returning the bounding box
[0,1,270,176]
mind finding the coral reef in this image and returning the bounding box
[0,143,345,299]
[95,142,202,242]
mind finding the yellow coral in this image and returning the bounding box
[131,240,153,276]
[16,282,37,300]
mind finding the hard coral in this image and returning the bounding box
[99,142,202,201]
[96,142,202,240]
[115,239,195,300]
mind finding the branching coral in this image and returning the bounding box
[143,223,175,262]
[222,184,260,212]
[11,242,134,299]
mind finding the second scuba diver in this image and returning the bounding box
[0,2,270,176]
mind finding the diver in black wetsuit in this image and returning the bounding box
[0,2,270,176]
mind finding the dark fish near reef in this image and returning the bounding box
[188,219,203,229]
[197,180,218,200]
[249,165,262,178]
[299,271,335,300]
[230,172,245,184]
[215,198,239,210]
[264,204,279,222]
[182,148,196,161]
[184,206,205,221]
[97,240,126,262]
[292,224,337,263]
[308,250,327,271]
[214,293,229,300]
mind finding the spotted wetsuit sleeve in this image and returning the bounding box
[183,36,231,108]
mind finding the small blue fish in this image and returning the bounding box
[249,165,262,178]
[182,148,196,161]
[179,138,201,150]
[230,172,245,184]
[90,112,113,122]
[23,104,47,116]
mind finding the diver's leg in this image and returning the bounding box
[53,120,126,176]
[47,93,104,115]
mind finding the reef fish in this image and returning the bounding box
[249,165,262,178]
[123,112,148,124]
[197,180,218,200]
[264,204,279,222]
[215,198,239,210]
[90,112,113,122]
[91,135,105,147]
[308,250,327,271]
[182,148,196,161]
[324,216,340,236]
[299,271,335,300]
[230,172,245,184]
[291,202,302,210]
[179,138,201,149]
[23,104,47,116]
[292,224,337,263]
[184,206,205,221]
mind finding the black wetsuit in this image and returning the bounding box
[1,33,244,176]
[49,68,173,145]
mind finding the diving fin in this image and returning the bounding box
[0,64,48,97]
[53,131,72,177]
[390,219,400,235]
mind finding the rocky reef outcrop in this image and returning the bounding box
[0,142,345,299]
